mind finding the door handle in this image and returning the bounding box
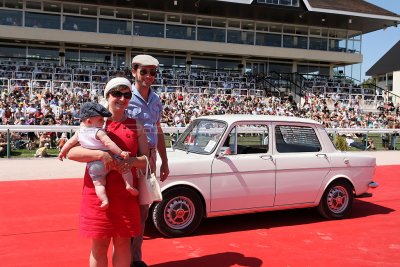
[316,153,327,158]
[259,155,273,160]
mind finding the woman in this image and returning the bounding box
[68,77,148,267]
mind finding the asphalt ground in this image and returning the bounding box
[1,150,400,181]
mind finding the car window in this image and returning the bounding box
[175,119,227,154]
[222,124,269,155]
[275,125,321,153]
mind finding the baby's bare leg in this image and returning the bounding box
[122,172,138,196]
[93,179,109,209]
[88,160,109,209]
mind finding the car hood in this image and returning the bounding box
[156,148,213,177]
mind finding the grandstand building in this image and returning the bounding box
[366,41,400,98]
[0,0,399,100]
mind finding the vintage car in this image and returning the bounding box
[152,115,378,237]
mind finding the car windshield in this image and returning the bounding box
[174,119,227,154]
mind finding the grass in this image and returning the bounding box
[1,136,175,159]
[3,148,59,158]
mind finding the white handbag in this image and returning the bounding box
[137,155,162,205]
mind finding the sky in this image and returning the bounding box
[361,0,400,81]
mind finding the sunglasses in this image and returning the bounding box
[109,91,132,99]
[139,68,157,76]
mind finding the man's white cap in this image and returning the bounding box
[103,77,132,98]
[131,54,159,67]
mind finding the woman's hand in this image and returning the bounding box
[68,146,117,172]
[100,152,116,172]
[116,158,131,174]
[116,156,147,174]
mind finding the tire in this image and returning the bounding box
[318,181,353,219]
[152,187,204,237]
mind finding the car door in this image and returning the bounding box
[273,123,331,206]
[210,122,276,212]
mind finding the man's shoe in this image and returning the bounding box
[131,261,148,267]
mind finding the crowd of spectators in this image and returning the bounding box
[1,62,400,151]
[158,90,400,128]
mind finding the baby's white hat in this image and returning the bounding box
[103,77,132,98]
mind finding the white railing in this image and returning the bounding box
[1,125,399,136]
[1,124,399,156]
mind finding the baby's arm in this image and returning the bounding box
[58,132,79,161]
[96,129,130,159]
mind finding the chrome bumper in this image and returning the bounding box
[369,181,379,189]
[356,181,379,198]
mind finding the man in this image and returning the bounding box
[344,134,365,150]
[128,54,169,267]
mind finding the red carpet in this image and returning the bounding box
[0,166,399,267]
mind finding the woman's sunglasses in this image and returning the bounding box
[109,91,132,99]
[139,68,157,76]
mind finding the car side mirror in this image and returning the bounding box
[217,147,231,158]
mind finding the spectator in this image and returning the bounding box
[345,134,365,150]
[389,122,400,150]
[34,143,50,158]
[57,133,69,151]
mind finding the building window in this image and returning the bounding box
[99,18,132,35]
[309,37,328,51]
[197,27,225,43]
[227,30,254,45]
[256,32,282,47]
[0,45,26,58]
[257,0,299,7]
[0,9,22,26]
[25,12,60,29]
[166,24,196,40]
[283,35,308,49]
[63,15,97,32]
[27,47,59,60]
[192,57,217,69]
[133,21,164,37]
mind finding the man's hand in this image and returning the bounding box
[58,152,65,161]
[159,162,169,182]
[116,158,132,174]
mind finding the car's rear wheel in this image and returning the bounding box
[152,187,204,237]
[318,181,353,219]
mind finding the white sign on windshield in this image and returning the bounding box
[204,140,216,152]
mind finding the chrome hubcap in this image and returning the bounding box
[164,196,195,230]
[327,185,349,213]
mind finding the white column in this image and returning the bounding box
[329,64,334,79]
[126,47,132,67]
[59,43,65,66]
[292,61,298,73]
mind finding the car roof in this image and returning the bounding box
[197,114,322,125]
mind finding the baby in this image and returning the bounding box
[59,102,138,209]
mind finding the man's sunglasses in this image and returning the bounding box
[109,91,132,99]
[139,68,157,76]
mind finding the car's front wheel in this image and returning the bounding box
[152,187,204,237]
[318,181,353,219]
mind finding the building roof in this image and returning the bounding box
[366,41,400,76]
[305,0,399,17]
[54,0,400,34]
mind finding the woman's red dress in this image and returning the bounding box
[80,118,141,238]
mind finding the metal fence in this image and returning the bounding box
[0,125,399,158]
